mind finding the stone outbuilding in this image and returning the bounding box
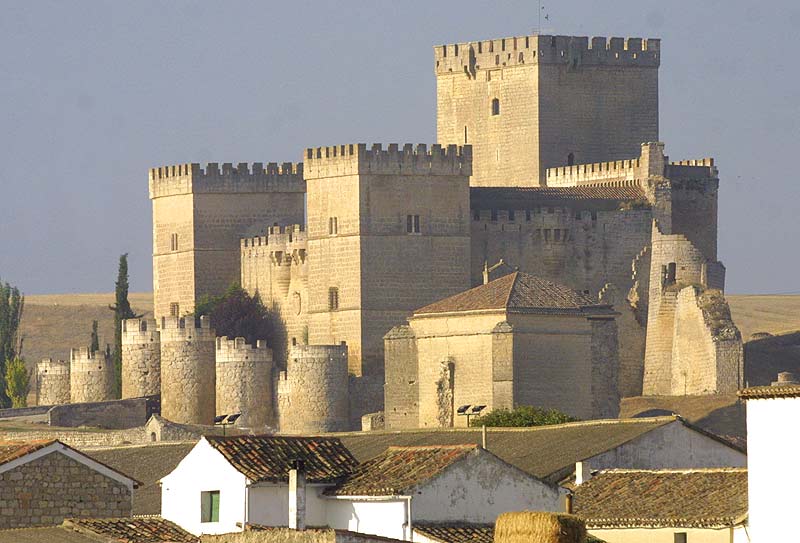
[0,439,138,529]
[385,271,620,428]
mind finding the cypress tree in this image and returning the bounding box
[90,320,99,352]
[0,280,24,408]
[109,254,136,396]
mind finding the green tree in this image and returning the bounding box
[194,284,278,347]
[4,357,30,408]
[470,405,578,428]
[0,280,24,407]
[109,254,137,396]
[90,320,100,352]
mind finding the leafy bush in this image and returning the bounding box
[4,357,30,408]
[471,405,578,427]
[194,284,279,347]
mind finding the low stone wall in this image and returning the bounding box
[0,428,147,449]
[0,405,52,419]
[47,396,159,430]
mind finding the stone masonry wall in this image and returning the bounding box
[121,318,161,399]
[383,325,419,430]
[36,358,70,406]
[215,337,273,429]
[0,451,131,528]
[277,345,349,433]
[70,348,115,404]
[159,316,216,425]
[590,317,620,418]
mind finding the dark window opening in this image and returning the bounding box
[491,98,500,116]
[508,209,515,221]
[567,152,575,166]
[490,209,498,222]
[169,303,179,317]
[406,214,421,234]
[473,210,480,221]
[328,287,339,311]
[525,210,532,221]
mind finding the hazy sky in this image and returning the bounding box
[1,1,798,295]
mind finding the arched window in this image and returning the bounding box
[491,98,500,116]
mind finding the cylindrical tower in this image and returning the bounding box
[70,348,115,403]
[277,344,349,434]
[121,318,161,399]
[159,315,216,425]
[215,337,273,429]
[36,358,70,405]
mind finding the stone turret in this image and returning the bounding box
[215,337,274,429]
[70,348,115,403]
[36,358,70,405]
[277,344,349,433]
[159,315,216,425]
[121,318,161,398]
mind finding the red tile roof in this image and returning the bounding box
[326,444,478,496]
[738,384,800,399]
[470,186,647,211]
[205,435,358,484]
[414,523,494,543]
[414,272,613,316]
[0,440,55,466]
[573,468,748,529]
[65,517,197,542]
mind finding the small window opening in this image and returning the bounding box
[674,534,687,543]
[591,211,598,221]
[508,209,515,221]
[150,432,157,442]
[201,490,220,523]
[328,217,338,235]
[567,152,575,166]
[544,229,551,242]
[490,210,498,222]
[491,98,500,116]
[464,126,468,144]
[169,303,179,317]
[170,233,179,251]
[554,229,561,242]
[495,54,500,65]
[406,214,421,234]
[525,210,532,221]
[473,210,480,221]
[328,287,339,311]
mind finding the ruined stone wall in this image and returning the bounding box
[384,325,419,429]
[159,316,216,425]
[0,450,131,528]
[589,317,620,418]
[277,345,349,433]
[304,143,472,378]
[436,35,659,186]
[36,358,70,406]
[599,283,645,397]
[121,318,161,399]
[150,162,305,319]
[215,337,273,429]
[69,348,115,404]
[671,287,743,395]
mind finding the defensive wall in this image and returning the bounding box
[121,318,161,399]
[215,337,273,429]
[47,395,159,430]
[35,358,70,406]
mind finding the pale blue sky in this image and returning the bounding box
[1,1,798,294]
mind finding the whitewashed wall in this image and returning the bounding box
[248,483,330,528]
[747,396,800,543]
[326,499,408,541]
[160,439,247,536]
[588,526,746,543]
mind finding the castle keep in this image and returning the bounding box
[35,31,739,432]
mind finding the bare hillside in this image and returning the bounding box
[727,294,800,339]
[19,292,153,367]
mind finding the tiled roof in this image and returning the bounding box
[471,186,647,209]
[326,417,681,484]
[205,435,359,484]
[414,271,613,316]
[89,442,196,515]
[0,526,101,543]
[326,445,477,496]
[65,517,197,542]
[573,468,748,529]
[414,523,494,543]
[0,440,55,465]
[738,384,800,399]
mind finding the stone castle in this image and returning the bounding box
[38,32,743,432]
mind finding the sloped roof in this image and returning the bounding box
[89,442,196,515]
[573,468,748,529]
[0,440,54,465]
[0,526,102,543]
[326,445,478,496]
[414,523,494,543]
[414,272,612,316]
[739,384,800,399]
[470,186,647,210]
[327,417,683,484]
[65,517,197,542]
[205,435,359,484]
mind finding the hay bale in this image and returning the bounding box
[494,512,587,543]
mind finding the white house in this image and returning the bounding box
[572,467,749,543]
[740,372,800,543]
[160,436,562,539]
[324,444,563,540]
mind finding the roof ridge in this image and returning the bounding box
[503,271,519,309]
[596,467,747,474]
[385,444,478,451]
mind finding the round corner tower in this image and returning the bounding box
[121,318,161,399]
[69,348,115,403]
[215,337,274,429]
[36,358,70,405]
[277,344,349,434]
[159,315,216,425]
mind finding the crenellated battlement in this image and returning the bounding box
[70,347,109,361]
[303,143,472,179]
[37,358,70,375]
[666,159,717,180]
[149,161,305,199]
[435,34,660,75]
[216,336,271,355]
[159,315,212,331]
[241,224,308,267]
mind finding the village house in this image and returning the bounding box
[739,371,800,543]
[572,468,749,543]
[160,436,561,539]
[0,440,138,529]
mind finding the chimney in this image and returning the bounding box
[289,459,306,530]
[772,372,799,386]
[575,461,592,485]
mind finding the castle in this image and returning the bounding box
[38,32,743,432]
